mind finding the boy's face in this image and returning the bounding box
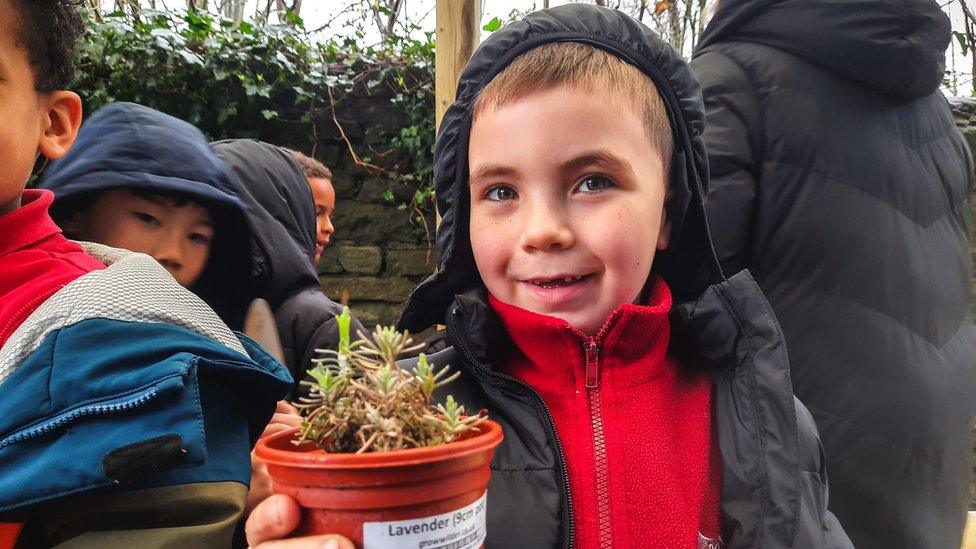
[308,176,335,261]
[66,189,215,287]
[468,85,671,335]
[0,0,81,216]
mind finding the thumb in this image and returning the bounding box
[246,494,302,546]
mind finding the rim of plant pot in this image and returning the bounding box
[255,419,504,469]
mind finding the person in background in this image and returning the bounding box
[212,139,366,387]
[39,101,254,330]
[692,0,975,546]
[284,149,336,262]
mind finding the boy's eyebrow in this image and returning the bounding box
[132,193,174,208]
[469,164,519,185]
[559,150,634,176]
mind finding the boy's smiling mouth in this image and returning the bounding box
[517,273,597,307]
[525,274,593,289]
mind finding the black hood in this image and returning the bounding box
[399,4,723,333]
[38,102,253,329]
[211,139,319,309]
[696,0,950,99]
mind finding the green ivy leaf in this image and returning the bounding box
[955,31,969,56]
[482,17,502,32]
[73,8,438,231]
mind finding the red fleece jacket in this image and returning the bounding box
[489,276,721,549]
[0,190,104,348]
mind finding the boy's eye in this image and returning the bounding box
[484,185,518,202]
[189,233,213,246]
[577,175,614,194]
[133,212,160,227]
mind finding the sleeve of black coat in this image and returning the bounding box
[691,50,763,277]
[274,290,367,389]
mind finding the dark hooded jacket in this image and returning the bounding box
[211,140,365,388]
[397,6,852,548]
[38,102,253,330]
[691,1,976,547]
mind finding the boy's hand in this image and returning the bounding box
[266,400,302,436]
[246,494,355,549]
[247,401,303,516]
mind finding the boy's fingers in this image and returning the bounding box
[260,410,302,440]
[271,412,303,428]
[277,400,300,415]
[253,534,356,549]
[246,494,302,545]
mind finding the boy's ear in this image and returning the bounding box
[36,91,83,161]
[656,190,673,251]
[657,210,672,251]
[58,212,83,237]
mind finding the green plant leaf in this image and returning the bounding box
[482,16,502,32]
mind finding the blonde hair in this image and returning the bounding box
[473,42,673,164]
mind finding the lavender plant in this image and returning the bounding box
[294,307,487,453]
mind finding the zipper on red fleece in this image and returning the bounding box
[584,338,613,547]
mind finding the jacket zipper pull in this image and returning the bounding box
[585,340,600,389]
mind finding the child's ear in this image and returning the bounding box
[36,91,83,161]
[656,190,673,251]
[59,216,80,236]
[57,197,97,239]
[657,210,672,251]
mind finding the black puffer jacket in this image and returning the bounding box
[692,1,975,547]
[398,6,852,548]
[211,140,365,388]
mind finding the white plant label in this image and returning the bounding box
[362,491,487,549]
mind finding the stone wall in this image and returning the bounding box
[948,97,976,509]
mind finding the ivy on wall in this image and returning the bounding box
[73,9,437,217]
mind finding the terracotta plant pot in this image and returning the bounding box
[255,420,504,548]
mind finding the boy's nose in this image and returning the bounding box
[519,202,575,253]
[153,235,184,274]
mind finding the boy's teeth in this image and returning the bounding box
[533,275,584,288]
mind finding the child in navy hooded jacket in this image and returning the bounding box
[39,102,254,330]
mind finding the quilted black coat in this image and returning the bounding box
[692,0,976,546]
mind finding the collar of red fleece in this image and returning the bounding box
[0,190,61,257]
[488,276,672,380]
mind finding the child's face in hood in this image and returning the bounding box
[469,84,671,335]
[308,175,335,261]
[65,189,214,287]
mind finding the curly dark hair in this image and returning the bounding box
[8,0,85,92]
[283,148,333,180]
